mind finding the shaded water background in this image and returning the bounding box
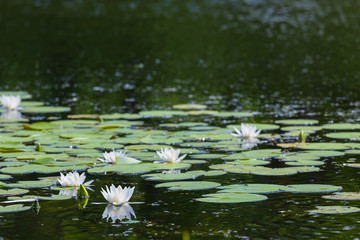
[1,0,360,239]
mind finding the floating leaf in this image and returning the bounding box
[326,132,360,140]
[196,192,267,203]
[298,143,349,150]
[309,206,360,214]
[322,123,360,130]
[22,106,71,113]
[139,110,187,117]
[0,188,29,196]
[284,184,342,193]
[223,149,282,160]
[275,119,318,125]
[323,192,360,200]
[173,104,207,110]
[0,204,32,213]
[156,181,220,191]
[213,112,253,118]
[284,160,324,166]
[219,184,285,194]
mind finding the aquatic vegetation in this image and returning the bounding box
[58,172,93,187]
[156,147,187,163]
[101,184,135,205]
[0,95,21,110]
[98,150,141,164]
[231,123,261,139]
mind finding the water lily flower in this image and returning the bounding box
[98,150,141,164]
[101,184,135,205]
[156,147,187,163]
[0,95,21,110]
[102,203,136,223]
[58,172,93,187]
[231,123,261,139]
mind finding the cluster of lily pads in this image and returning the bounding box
[1,91,360,219]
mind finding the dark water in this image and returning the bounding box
[1,0,360,239]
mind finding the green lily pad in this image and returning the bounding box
[156,181,221,191]
[0,204,32,213]
[196,192,268,203]
[0,91,31,99]
[322,192,360,200]
[142,170,225,181]
[281,126,323,132]
[0,174,12,180]
[326,132,360,140]
[173,104,207,110]
[219,184,285,194]
[190,153,226,159]
[298,143,349,150]
[275,119,318,125]
[285,160,324,166]
[213,112,253,118]
[99,113,142,120]
[322,123,360,130]
[22,106,71,113]
[1,165,68,174]
[228,123,279,131]
[223,149,282,160]
[139,110,187,117]
[224,166,298,176]
[187,110,218,115]
[309,206,360,214]
[297,151,344,157]
[6,180,55,189]
[284,184,342,193]
[0,188,29,196]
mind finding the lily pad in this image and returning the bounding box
[284,184,342,193]
[326,132,360,140]
[213,112,253,118]
[156,181,221,191]
[219,184,284,194]
[275,119,318,125]
[223,149,282,160]
[139,110,187,117]
[298,143,349,150]
[322,123,360,130]
[22,106,71,113]
[0,188,29,196]
[196,192,268,203]
[322,192,360,200]
[0,204,32,213]
[173,104,207,110]
[309,206,360,214]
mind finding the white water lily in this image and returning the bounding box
[101,184,135,205]
[58,172,93,187]
[98,150,141,164]
[0,95,21,110]
[231,123,261,139]
[156,147,187,163]
[102,203,136,223]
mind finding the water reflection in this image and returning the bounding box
[241,138,260,150]
[102,203,136,223]
[1,110,22,119]
[59,188,79,197]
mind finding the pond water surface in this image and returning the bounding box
[1,0,360,239]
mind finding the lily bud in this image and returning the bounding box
[77,184,89,198]
[35,143,43,151]
[299,130,306,143]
